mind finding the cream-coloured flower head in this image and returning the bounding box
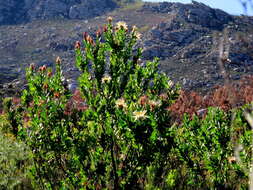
[132,25,138,32]
[102,75,112,83]
[168,80,174,88]
[133,110,147,121]
[149,100,161,108]
[56,56,61,64]
[116,21,128,31]
[107,16,113,23]
[115,98,127,109]
[135,32,142,40]
[228,156,236,163]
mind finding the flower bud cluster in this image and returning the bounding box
[83,32,95,45]
[138,95,161,110]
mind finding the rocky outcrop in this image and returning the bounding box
[139,2,253,90]
[69,0,117,19]
[142,1,233,30]
[141,2,234,61]
[0,0,26,25]
[0,0,117,25]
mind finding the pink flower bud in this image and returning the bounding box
[75,41,81,49]
[56,57,61,65]
[83,32,88,41]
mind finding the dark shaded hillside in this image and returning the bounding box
[142,1,233,30]
[0,0,117,25]
[1,1,253,100]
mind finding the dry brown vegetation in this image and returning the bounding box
[169,75,253,120]
[2,74,253,122]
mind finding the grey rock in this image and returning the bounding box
[229,53,253,66]
[0,0,117,25]
[182,78,194,87]
[67,80,78,92]
[150,29,162,39]
[197,108,207,117]
[49,41,72,51]
[231,75,240,80]
[37,60,54,68]
[142,1,233,30]
[69,0,117,19]
[0,0,26,24]
[32,48,43,54]
[27,0,69,20]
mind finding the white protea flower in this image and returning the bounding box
[168,80,174,88]
[102,75,112,83]
[132,25,138,32]
[107,16,113,23]
[131,25,141,39]
[115,98,127,109]
[116,21,128,30]
[135,31,142,40]
[228,156,236,163]
[133,110,147,121]
[149,100,161,108]
[56,56,61,64]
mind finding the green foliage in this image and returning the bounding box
[72,19,179,189]
[0,115,32,190]
[171,107,251,189]
[2,19,179,189]
[19,61,74,189]
[2,97,23,136]
[2,18,253,190]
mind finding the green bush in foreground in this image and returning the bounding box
[74,18,179,189]
[1,18,253,189]
[0,115,32,190]
[171,107,251,189]
[4,18,179,189]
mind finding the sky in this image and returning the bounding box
[143,0,253,15]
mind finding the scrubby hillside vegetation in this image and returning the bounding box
[1,17,253,189]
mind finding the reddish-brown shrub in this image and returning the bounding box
[64,90,87,115]
[169,75,253,121]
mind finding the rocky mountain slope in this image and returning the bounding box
[141,1,253,91]
[0,0,117,25]
[1,1,253,100]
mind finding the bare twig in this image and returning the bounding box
[218,28,231,85]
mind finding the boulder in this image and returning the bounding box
[185,1,233,30]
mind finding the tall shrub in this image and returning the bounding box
[73,18,179,189]
[10,18,179,189]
